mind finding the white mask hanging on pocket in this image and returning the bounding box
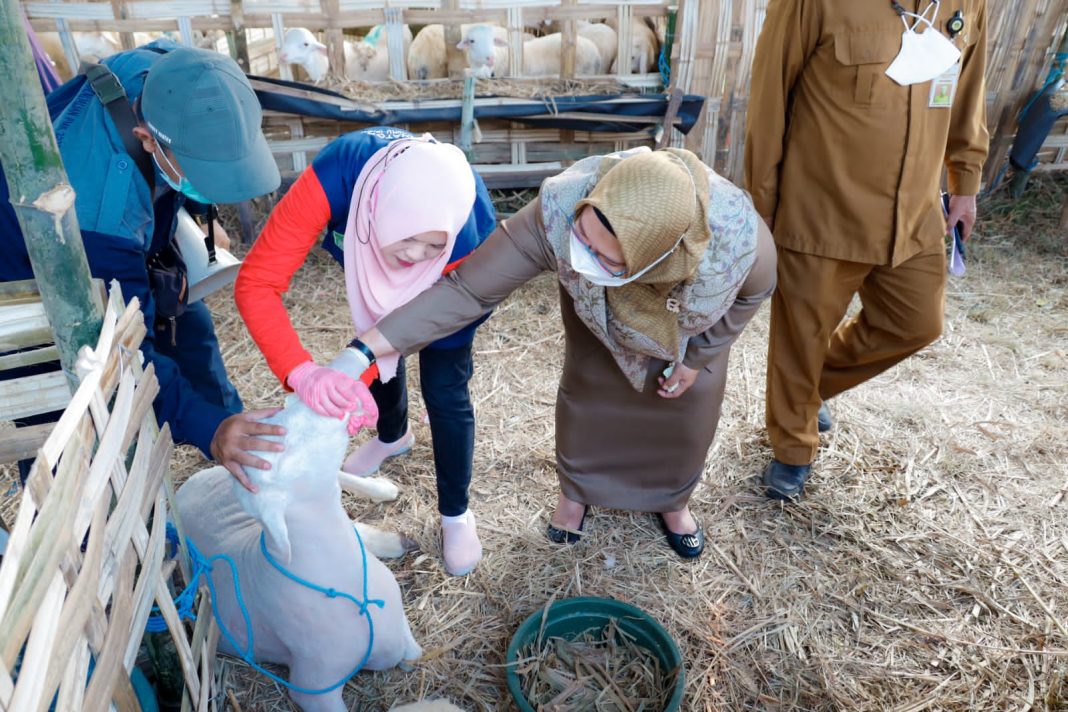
[885,1,961,86]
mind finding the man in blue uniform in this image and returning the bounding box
[1,42,285,482]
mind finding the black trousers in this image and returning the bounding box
[370,344,475,517]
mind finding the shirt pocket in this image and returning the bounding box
[833,30,902,107]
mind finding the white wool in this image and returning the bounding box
[577,21,618,73]
[522,33,602,77]
[607,19,658,74]
[175,348,422,712]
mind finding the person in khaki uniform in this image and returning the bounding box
[745,0,989,498]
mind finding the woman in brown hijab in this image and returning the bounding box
[356,147,776,559]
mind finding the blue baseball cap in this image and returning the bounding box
[141,47,280,204]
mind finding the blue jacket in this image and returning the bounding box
[316,128,497,349]
[0,40,233,456]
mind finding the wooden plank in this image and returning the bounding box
[0,440,82,668]
[0,279,40,302]
[0,302,53,352]
[82,548,139,712]
[0,424,55,465]
[6,572,65,712]
[0,371,71,422]
[38,499,109,711]
[0,345,59,372]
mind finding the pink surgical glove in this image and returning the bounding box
[287,361,377,429]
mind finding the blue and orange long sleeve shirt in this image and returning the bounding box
[235,128,497,385]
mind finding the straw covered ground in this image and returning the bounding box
[2,175,1068,710]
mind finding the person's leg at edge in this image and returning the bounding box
[342,355,414,476]
[764,246,868,496]
[819,248,946,401]
[420,345,482,575]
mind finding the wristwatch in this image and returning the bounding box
[347,337,377,366]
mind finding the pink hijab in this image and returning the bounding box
[344,136,476,381]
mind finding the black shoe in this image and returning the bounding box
[817,402,833,433]
[547,505,589,544]
[762,459,812,500]
[657,514,705,559]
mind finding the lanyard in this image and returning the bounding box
[890,0,942,32]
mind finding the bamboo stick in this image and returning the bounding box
[0,0,103,393]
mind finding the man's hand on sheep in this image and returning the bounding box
[211,408,287,492]
[286,360,379,435]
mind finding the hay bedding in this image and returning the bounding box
[2,180,1068,710]
[332,78,637,104]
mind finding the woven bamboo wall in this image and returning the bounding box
[21,0,1068,183]
[0,282,219,712]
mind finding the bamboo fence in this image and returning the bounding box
[19,0,1068,183]
[0,281,218,712]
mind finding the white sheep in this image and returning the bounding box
[577,21,617,74]
[38,31,122,80]
[523,32,602,77]
[280,27,329,82]
[408,23,509,80]
[175,347,422,712]
[282,26,412,83]
[455,24,510,79]
[607,18,659,74]
[344,23,414,80]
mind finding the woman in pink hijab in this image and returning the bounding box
[236,128,498,576]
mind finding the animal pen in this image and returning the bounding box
[19,0,1068,186]
[4,0,1068,709]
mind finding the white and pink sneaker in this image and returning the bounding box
[441,510,482,576]
[342,431,416,477]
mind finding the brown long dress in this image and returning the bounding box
[376,197,777,512]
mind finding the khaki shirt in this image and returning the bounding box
[744,0,988,266]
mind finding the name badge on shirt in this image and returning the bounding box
[929,62,961,108]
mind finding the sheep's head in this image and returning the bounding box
[457,25,507,73]
[232,348,369,563]
[280,28,327,66]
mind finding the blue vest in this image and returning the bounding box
[312,128,497,349]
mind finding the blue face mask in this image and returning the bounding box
[153,149,212,204]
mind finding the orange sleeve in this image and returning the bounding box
[234,167,333,387]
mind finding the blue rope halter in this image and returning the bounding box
[148,524,384,696]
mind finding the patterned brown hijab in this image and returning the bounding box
[575,148,713,356]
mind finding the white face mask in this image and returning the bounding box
[885,3,961,86]
[568,228,681,288]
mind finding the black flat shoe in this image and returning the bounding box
[547,505,589,544]
[817,402,833,433]
[762,459,812,500]
[657,514,705,559]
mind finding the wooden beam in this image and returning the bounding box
[0,423,54,465]
[0,371,70,421]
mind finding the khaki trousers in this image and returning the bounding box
[766,245,946,466]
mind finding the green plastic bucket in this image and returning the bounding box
[505,596,685,711]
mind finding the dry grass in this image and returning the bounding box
[331,77,639,104]
[3,177,1068,710]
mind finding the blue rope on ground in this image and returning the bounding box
[146,523,383,695]
[145,524,197,633]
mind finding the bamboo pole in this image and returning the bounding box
[0,0,103,394]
